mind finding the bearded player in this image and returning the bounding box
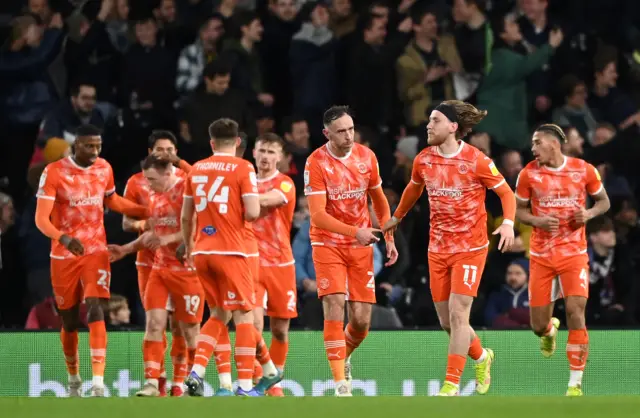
[122,130,188,396]
[305,106,397,397]
[383,101,516,396]
[251,133,297,397]
[515,124,610,396]
[35,124,148,396]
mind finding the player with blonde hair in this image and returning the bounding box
[384,101,516,396]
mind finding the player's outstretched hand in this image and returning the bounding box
[492,223,514,253]
[385,241,398,266]
[535,216,560,232]
[107,244,127,262]
[382,216,401,235]
[60,234,84,256]
[355,228,381,246]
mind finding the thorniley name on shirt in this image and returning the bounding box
[194,162,238,172]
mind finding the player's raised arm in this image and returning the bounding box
[103,167,149,218]
[383,158,424,235]
[304,156,358,238]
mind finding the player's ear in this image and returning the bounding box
[235,137,241,147]
[322,128,330,140]
[209,139,216,153]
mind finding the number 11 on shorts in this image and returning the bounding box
[462,264,478,289]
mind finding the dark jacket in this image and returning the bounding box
[0,29,64,125]
[485,284,530,328]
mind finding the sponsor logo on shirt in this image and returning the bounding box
[426,182,463,199]
[156,216,178,227]
[538,195,580,208]
[202,226,217,236]
[69,196,102,207]
[326,185,366,201]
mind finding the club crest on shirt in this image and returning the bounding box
[318,278,330,290]
[571,172,582,183]
[356,162,368,174]
[458,163,469,174]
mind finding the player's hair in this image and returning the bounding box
[148,130,178,149]
[236,131,248,157]
[108,294,128,313]
[203,59,232,80]
[256,132,285,149]
[75,124,102,138]
[439,100,488,139]
[209,118,239,146]
[587,215,614,236]
[141,153,172,171]
[323,105,352,128]
[535,123,567,143]
[595,122,616,133]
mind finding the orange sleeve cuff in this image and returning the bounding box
[393,181,424,220]
[178,160,192,173]
[307,194,358,238]
[35,198,63,241]
[495,183,516,223]
[105,194,149,218]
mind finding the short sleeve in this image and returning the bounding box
[277,177,296,203]
[476,155,507,190]
[304,156,326,196]
[105,164,116,196]
[36,165,58,200]
[183,174,193,198]
[239,163,259,197]
[586,163,604,196]
[515,168,531,201]
[368,152,382,189]
[410,158,422,185]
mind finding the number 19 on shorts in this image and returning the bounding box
[193,175,229,214]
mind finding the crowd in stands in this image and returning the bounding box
[1,0,640,329]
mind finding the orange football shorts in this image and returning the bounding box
[50,251,111,310]
[312,245,375,303]
[193,254,255,311]
[256,264,298,318]
[145,268,205,323]
[428,247,489,302]
[529,253,589,307]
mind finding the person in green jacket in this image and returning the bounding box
[475,13,563,151]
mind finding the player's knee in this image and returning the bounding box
[349,316,370,333]
[85,300,105,323]
[449,309,469,329]
[146,316,165,334]
[271,327,288,342]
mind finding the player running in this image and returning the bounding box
[383,101,516,396]
[305,106,397,397]
[515,124,610,396]
[110,155,205,397]
[251,133,297,397]
[122,130,189,396]
[35,124,148,397]
[182,119,281,397]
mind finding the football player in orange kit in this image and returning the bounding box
[182,119,281,397]
[384,101,516,396]
[35,124,148,396]
[305,106,397,396]
[515,124,610,396]
[122,130,189,396]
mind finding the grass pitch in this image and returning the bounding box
[2,396,639,418]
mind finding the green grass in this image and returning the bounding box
[2,397,640,418]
